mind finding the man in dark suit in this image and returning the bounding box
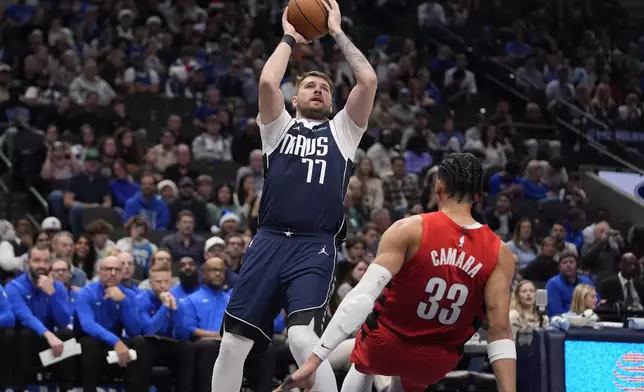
[599,253,644,310]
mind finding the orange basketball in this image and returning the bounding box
[286,0,329,41]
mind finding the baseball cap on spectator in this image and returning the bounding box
[118,9,134,22]
[219,212,241,227]
[0,63,11,72]
[179,177,195,188]
[146,16,162,26]
[399,88,411,96]
[204,236,226,253]
[41,217,62,232]
[84,148,100,161]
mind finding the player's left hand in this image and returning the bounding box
[323,0,342,36]
[273,355,320,392]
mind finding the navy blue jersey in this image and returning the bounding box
[257,108,365,236]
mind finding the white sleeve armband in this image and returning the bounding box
[312,263,393,361]
[487,339,517,363]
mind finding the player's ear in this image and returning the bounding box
[291,95,298,108]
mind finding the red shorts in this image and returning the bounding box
[350,326,463,390]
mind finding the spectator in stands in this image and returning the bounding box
[71,233,96,283]
[566,284,598,315]
[545,250,595,317]
[591,83,617,122]
[485,193,517,241]
[40,141,82,192]
[545,67,575,106]
[507,218,539,269]
[118,252,141,294]
[472,123,507,169]
[76,255,150,392]
[0,221,26,282]
[168,177,211,232]
[580,221,622,285]
[116,216,157,280]
[224,233,244,274]
[551,222,579,258]
[42,217,62,238]
[0,283,15,389]
[352,157,384,211]
[195,175,214,203]
[438,117,465,152]
[86,220,116,260]
[382,156,421,215]
[205,237,238,288]
[234,174,256,223]
[137,260,195,392]
[582,208,611,245]
[516,56,545,90]
[332,260,368,310]
[192,114,232,161]
[5,245,75,392]
[51,259,77,301]
[194,87,221,128]
[50,148,111,236]
[110,159,140,210]
[163,144,199,184]
[520,236,559,288]
[565,208,587,250]
[51,231,84,285]
[150,130,178,173]
[521,159,550,201]
[207,184,242,227]
[171,256,200,299]
[123,173,170,231]
[366,127,397,177]
[236,149,265,194]
[69,58,116,106]
[509,280,546,339]
[599,252,643,310]
[445,53,478,96]
[161,210,205,265]
[124,55,161,94]
[505,32,532,62]
[403,135,433,175]
[488,161,522,197]
[390,88,417,126]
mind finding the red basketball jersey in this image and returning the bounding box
[372,211,500,348]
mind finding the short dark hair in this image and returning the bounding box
[86,219,114,235]
[28,244,51,259]
[345,236,366,250]
[178,210,195,221]
[437,153,483,203]
[391,156,405,165]
[559,250,578,262]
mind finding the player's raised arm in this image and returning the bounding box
[484,243,517,392]
[324,0,377,128]
[258,9,310,125]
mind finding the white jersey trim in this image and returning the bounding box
[258,109,294,156]
[330,108,367,162]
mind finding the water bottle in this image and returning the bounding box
[550,316,571,331]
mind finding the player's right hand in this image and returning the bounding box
[281,8,311,44]
[273,355,320,392]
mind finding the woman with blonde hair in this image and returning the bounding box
[568,284,598,315]
[509,280,547,339]
[521,160,550,201]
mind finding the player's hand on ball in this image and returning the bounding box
[274,355,320,392]
[322,0,342,35]
[282,8,311,44]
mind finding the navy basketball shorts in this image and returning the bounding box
[224,228,336,342]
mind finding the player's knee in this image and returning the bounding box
[219,331,254,361]
[287,324,318,352]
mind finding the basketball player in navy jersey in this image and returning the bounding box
[211,0,377,391]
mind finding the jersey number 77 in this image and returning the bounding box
[416,277,469,325]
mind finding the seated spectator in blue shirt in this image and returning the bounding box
[76,255,151,392]
[438,118,465,152]
[193,87,220,128]
[5,246,75,392]
[0,284,16,389]
[110,159,141,209]
[123,173,170,231]
[171,256,201,299]
[505,33,532,61]
[182,257,275,392]
[565,208,587,251]
[137,260,195,392]
[49,149,112,236]
[546,251,596,317]
[403,135,432,175]
[488,161,522,197]
[521,160,550,201]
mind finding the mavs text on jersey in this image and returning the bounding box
[223,107,365,342]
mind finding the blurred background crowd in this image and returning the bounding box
[1,0,644,391]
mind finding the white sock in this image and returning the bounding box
[340,364,373,392]
[388,377,406,392]
[288,324,338,392]
[211,330,254,391]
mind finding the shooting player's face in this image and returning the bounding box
[293,76,333,121]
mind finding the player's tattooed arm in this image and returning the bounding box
[332,32,375,83]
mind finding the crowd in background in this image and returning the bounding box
[0,0,643,391]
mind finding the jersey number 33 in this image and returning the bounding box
[416,277,469,325]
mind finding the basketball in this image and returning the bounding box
[287,0,329,41]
